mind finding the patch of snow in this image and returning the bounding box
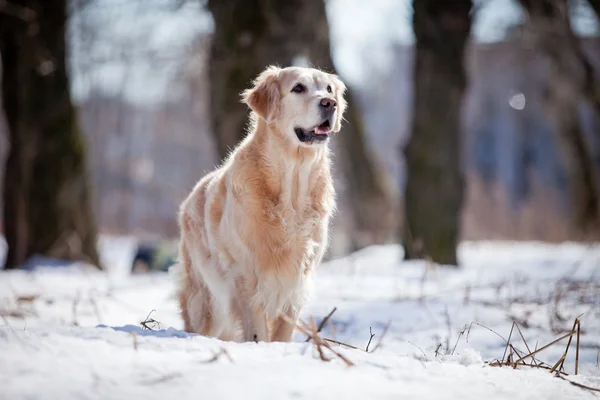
[1,240,599,399]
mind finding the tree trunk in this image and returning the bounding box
[518,0,600,231]
[403,0,472,266]
[207,0,394,252]
[0,0,101,269]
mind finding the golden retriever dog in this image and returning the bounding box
[175,66,347,342]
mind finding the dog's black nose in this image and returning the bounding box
[319,97,336,110]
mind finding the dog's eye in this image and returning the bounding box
[327,85,332,93]
[292,84,305,93]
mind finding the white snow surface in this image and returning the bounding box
[1,240,600,399]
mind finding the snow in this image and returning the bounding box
[1,240,599,399]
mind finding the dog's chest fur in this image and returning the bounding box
[250,154,330,262]
[226,148,333,315]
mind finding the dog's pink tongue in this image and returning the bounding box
[314,126,330,135]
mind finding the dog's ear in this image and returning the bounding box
[241,66,281,123]
[331,74,347,133]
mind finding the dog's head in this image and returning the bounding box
[242,66,347,147]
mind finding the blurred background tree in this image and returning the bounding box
[517,0,600,232]
[403,0,473,265]
[207,0,396,252]
[0,0,101,269]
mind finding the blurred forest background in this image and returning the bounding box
[0,0,599,271]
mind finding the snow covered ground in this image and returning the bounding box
[1,239,599,399]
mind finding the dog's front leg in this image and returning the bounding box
[235,294,269,342]
[245,304,269,343]
[270,308,299,342]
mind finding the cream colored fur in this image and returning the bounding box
[175,66,347,342]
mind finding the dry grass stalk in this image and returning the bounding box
[510,344,529,368]
[575,318,580,375]
[408,341,429,361]
[451,324,468,355]
[488,317,599,393]
[365,327,375,352]
[514,322,539,366]
[143,372,183,385]
[302,308,368,353]
[512,330,576,365]
[304,307,337,343]
[434,343,442,358]
[131,332,138,352]
[557,375,600,393]
[72,292,80,326]
[370,320,392,353]
[280,312,354,366]
[201,347,234,364]
[323,338,363,351]
[308,317,330,362]
[299,318,354,366]
[550,354,567,374]
[502,322,516,363]
[550,317,580,374]
[140,309,161,331]
[490,360,569,376]
[473,322,508,344]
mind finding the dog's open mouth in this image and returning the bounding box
[294,120,331,143]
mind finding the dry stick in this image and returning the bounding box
[201,348,234,364]
[370,320,392,353]
[221,347,235,363]
[365,327,375,352]
[533,341,546,368]
[315,339,330,362]
[513,331,577,365]
[550,354,567,375]
[320,338,354,366]
[490,361,569,376]
[143,309,156,323]
[434,343,442,358]
[140,309,160,331]
[474,322,508,345]
[323,338,364,352]
[514,322,539,366]
[575,318,580,375]
[510,344,528,367]
[72,292,80,326]
[451,324,468,355]
[443,306,452,354]
[476,321,539,365]
[306,326,353,366]
[408,341,429,361]
[557,375,600,393]
[308,316,330,362]
[551,317,579,374]
[299,318,353,365]
[131,332,138,352]
[282,313,354,366]
[304,307,337,343]
[502,322,516,363]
